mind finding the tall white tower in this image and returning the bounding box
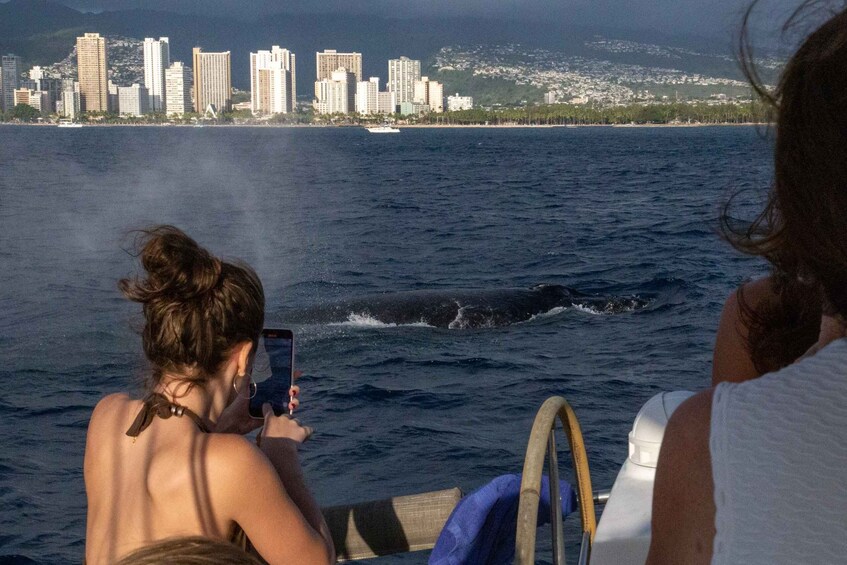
[388,56,421,105]
[165,61,192,115]
[356,77,380,115]
[250,46,297,115]
[143,37,170,112]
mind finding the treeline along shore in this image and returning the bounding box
[1,100,771,126]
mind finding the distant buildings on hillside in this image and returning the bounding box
[312,53,451,116]
[0,33,472,120]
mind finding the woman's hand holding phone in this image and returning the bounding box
[260,402,313,444]
[259,371,312,443]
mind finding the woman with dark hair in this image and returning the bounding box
[84,226,334,565]
[711,273,820,383]
[648,3,847,563]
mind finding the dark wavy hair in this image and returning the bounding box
[120,226,265,390]
[722,1,847,370]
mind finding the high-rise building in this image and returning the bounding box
[388,57,421,105]
[108,80,119,113]
[76,33,108,113]
[143,37,170,112]
[28,66,62,114]
[314,68,355,114]
[251,46,296,115]
[61,79,81,119]
[165,61,192,115]
[355,77,379,115]
[316,50,362,82]
[14,88,35,111]
[447,93,473,112]
[193,48,232,114]
[376,91,396,115]
[1,54,23,112]
[413,76,444,113]
[354,78,395,115]
[118,83,149,117]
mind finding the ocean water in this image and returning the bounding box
[0,124,771,563]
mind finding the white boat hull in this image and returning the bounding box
[591,391,694,565]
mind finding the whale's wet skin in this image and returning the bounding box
[283,284,650,329]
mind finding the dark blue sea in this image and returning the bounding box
[0,124,771,563]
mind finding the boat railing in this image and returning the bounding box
[514,395,596,565]
[322,487,462,561]
[322,395,600,563]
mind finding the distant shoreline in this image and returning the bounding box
[1,121,770,129]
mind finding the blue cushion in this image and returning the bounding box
[429,474,577,565]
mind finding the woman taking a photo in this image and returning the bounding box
[84,226,334,565]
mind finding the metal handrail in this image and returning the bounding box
[514,396,597,565]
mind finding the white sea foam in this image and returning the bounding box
[526,306,571,322]
[571,304,605,315]
[329,313,434,328]
[448,304,470,330]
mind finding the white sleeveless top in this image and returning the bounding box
[710,338,847,564]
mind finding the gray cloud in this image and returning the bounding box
[52,0,800,37]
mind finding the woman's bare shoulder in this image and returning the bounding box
[712,276,778,385]
[88,393,136,428]
[204,433,271,477]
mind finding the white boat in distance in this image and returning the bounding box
[57,119,82,128]
[366,124,400,133]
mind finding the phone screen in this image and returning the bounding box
[249,329,294,418]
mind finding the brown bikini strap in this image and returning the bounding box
[125,393,211,437]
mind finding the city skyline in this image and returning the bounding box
[0,23,767,121]
[1,27,462,119]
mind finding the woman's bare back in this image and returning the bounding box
[84,394,240,564]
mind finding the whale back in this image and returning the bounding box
[282,284,646,328]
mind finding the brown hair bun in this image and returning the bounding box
[121,226,223,303]
[120,226,264,387]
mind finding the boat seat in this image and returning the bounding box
[322,487,463,561]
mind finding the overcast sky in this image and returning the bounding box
[52,0,801,38]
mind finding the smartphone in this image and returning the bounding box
[249,328,294,418]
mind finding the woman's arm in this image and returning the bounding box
[645,390,715,565]
[212,435,334,565]
[257,405,334,562]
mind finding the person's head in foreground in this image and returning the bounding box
[84,225,334,565]
[114,536,265,565]
[647,2,847,564]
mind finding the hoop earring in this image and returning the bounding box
[233,376,258,399]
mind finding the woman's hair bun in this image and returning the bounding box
[120,225,222,303]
